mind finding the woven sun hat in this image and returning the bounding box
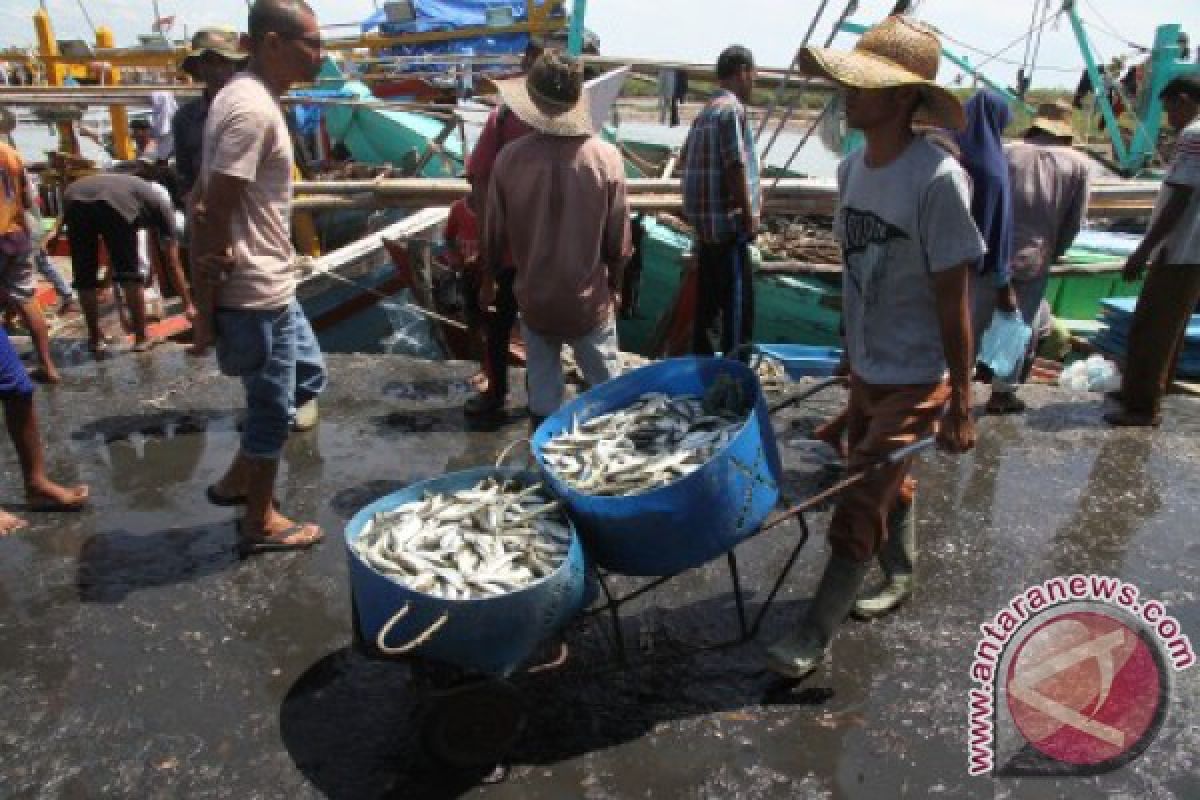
[494,50,593,137]
[180,28,248,78]
[1027,99,1076,141]
[798,15,966,131]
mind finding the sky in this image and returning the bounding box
[3,0,1198,89]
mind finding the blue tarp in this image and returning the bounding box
[361,0,531,33]
[380,33,530,64]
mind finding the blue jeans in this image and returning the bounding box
[34,249,73,301]
[215,300,326,460]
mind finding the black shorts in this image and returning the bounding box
[65,200,141,290]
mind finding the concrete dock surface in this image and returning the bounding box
[1,348,1197,798]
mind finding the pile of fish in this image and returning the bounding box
[353,477,572,600]
[542,390,748,497]
[756,217,842,264]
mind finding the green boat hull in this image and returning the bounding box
[617,217,1145,355]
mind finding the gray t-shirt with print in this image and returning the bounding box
[834,137,985,385]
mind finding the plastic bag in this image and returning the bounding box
[1058,354,1121,392]
[979,310,1032,384]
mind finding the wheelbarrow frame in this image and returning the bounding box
[345,373,937,767]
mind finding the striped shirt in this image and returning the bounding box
[1151,119,1200,265]
[680,90,761,243]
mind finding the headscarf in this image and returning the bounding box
[954,89,1013,284]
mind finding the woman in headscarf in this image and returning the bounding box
[955,89,1019,413]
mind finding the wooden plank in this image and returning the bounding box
[299,206,450,283]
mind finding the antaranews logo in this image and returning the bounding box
[967,575,1195,777]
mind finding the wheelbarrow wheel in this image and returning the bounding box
[421,679,526,768]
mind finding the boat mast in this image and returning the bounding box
[567,0,587,56]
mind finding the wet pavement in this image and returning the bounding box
[1,348,1197,799]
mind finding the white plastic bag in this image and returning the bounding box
[1058,354,1120,392]
[380,290,445,360]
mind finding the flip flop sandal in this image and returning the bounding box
[237,523,324,556]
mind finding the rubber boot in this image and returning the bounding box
[852,497,916,619]
[765,554,871,679]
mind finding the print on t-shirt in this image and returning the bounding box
[841,207,909,309]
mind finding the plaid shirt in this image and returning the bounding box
[681,90,761,243]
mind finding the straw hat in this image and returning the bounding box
[494,51,592,137]
[798,15,965,131]
[180,28,248,78]
[1027,100,1075,141]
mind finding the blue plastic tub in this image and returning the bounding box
[344,467,589,677]
[532,358,783,577]
[754,344,844,379]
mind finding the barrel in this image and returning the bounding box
[532,358,783,576]
[344,467,589,677]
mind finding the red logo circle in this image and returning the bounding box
[1006,610,1164,766]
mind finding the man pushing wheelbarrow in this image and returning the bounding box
[765,15,983,679]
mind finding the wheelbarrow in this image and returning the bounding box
[344,465,591,768]
[344,359,936,767]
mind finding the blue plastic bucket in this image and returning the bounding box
[754,344,844,379]
[532,358,783,576]
[344,467,589,677]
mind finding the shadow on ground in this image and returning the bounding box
[279,588,841,800]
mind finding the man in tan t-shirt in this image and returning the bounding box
[191,0,324,555]
[485,52,632,427]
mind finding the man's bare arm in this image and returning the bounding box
[189,172,248,353]
[1125,183,1192,279]
[932,263,976,454]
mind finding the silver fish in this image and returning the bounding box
[543,392,746,497]
[353,477,571,599]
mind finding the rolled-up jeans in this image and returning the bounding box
[215,299,327,459]
[521,317,621,417]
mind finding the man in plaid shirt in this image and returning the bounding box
[681,45,761,355]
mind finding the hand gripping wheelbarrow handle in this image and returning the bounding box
[761,436,936,532]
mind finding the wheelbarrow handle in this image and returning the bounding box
[762,436,937,531]
[768,375,849,415]
[884,436,936,464]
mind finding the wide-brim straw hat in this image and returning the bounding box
[1027,100,1075,141]
[494,51,593,137]
[180,27,248,77]
[798,15,965,132]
